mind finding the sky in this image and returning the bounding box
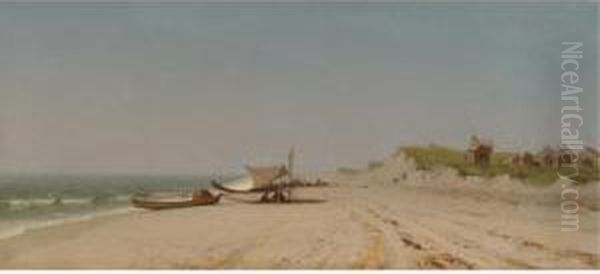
[0,3,597,174]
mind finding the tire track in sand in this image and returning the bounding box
[349,208,386,269]
[362,200,476,269]
[487,230,599,268]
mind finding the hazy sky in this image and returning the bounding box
[0,3,597,174]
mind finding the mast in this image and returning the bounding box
[286,147,295,202]
[287,147,295,182]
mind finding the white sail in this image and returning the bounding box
[217,165,288,192]
[220,176,255,192]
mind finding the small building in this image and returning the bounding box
[465,135,494,166]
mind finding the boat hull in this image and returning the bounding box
[130,195,221,210]
[211,181,265,193]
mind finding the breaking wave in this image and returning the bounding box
[0,174,231,240]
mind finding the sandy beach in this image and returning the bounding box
[0,155,598,269]
[2,2,598,270]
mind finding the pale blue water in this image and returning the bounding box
[0,174,231,239]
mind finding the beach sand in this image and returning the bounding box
[0,156,598,269]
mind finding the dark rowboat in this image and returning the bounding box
[130,190,223,210]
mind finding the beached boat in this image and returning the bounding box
[212,148,326,203]
[212,148,300,203]
[212,165,293,203]
[130,190,222,210]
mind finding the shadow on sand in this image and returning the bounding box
[248,198,327,205]
[223,195,327,205]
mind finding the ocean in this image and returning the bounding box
[0,174,229,240]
